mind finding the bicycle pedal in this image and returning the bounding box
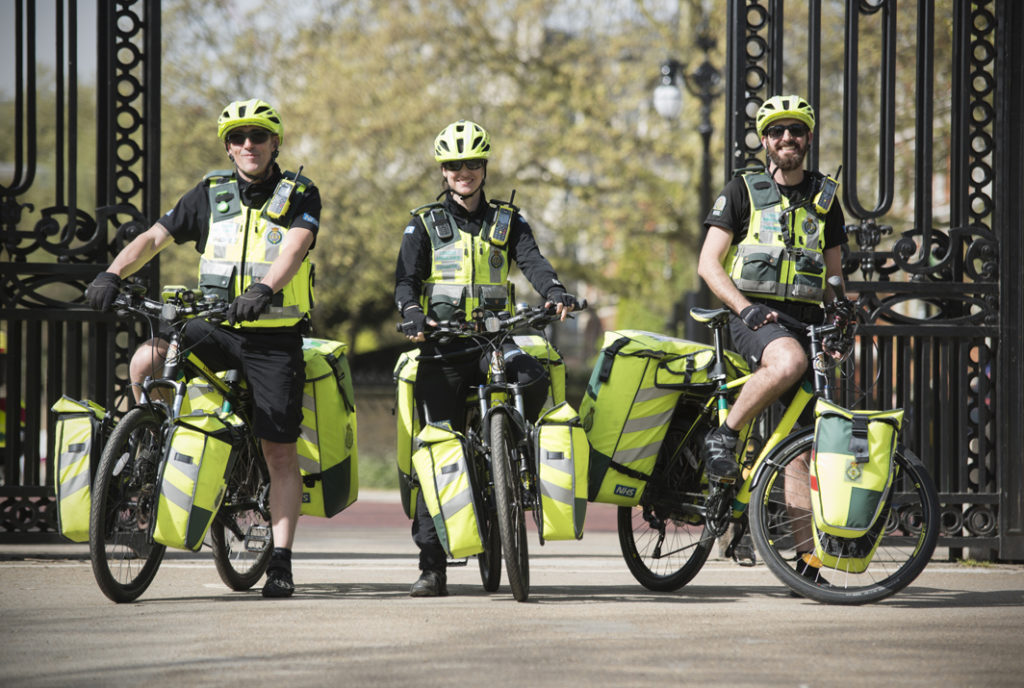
[446,558,469,567]
[244,525,271,552]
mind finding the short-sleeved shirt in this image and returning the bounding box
[705,172,846,250]
[159,165,321,254]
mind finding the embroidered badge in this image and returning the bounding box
[267,229,283,245]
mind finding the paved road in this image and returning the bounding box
[2,491,1022,687]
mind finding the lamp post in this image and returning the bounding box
[654,30,722,343]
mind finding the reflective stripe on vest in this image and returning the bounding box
[723,172,827,305]
[198,172,314,328]
[414,203,513,321]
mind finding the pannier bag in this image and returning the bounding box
[581,330,748,506]
[533,402,589,541]
[810,398,904,539]
[298,338,359,518]
[411,423,485,559]
[512,334,566,411]
[153,411,242,551]
[393,350,420,519]
[51,396,110,542]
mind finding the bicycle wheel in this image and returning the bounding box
[477,507,502,592]
[749,431,940,605]
[490,412,530,601]
[89,406,167,603]
[210,435,273,590]
[617,418,713,591]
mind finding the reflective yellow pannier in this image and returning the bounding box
[51,396,110,543]
[298,338,359,518]
[411,423,485,559]
[534,402,589,541]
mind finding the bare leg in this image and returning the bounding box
[262,438,301,550]
[726,336,807,430]
[128,338,169,403]
[785,450,815,553]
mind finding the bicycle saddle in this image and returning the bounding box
[689,307,731,328]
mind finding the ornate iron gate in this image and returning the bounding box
[1,0,159,541]
[723,0,1024,559]
[3,1,1023,558]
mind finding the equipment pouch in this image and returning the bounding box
[394,350,421,519]
[51,396,110,542]
[534,402,589,541]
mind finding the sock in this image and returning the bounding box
[718,424,740,440]
[269,547,292,571]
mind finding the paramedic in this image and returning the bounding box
[394,120,579,597]
[86,98,320,599]
[696,95,847,579]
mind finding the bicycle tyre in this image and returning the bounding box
[89,406,167,603]
[478,508,502,592]
[749,431,940,605]
[490,412,530,601]
[210,436,273,591]
[616,420,713,591]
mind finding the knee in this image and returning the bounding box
[129,340,166,383]
[261,439,299,474]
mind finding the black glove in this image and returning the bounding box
[399,306,428,338]
[227,283,274,325]
[86,272,122,311]
[740,304,775,330]
[546,289,580,312]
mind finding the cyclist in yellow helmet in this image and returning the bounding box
[394,120,579,596]
[697,94,848,585]
[86,98,321,598]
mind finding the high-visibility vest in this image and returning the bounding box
[413,200,518,321]
[198,170,314,328]
[723,171,828,305]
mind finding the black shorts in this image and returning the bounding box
[728,302,818,424]
[180,319,304,443]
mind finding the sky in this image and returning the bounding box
[2,1,99,99]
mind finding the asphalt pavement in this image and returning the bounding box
[1,490,1022,687]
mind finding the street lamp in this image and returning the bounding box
[654,30,722,343]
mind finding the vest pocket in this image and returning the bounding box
[477,284,510,312]
[199,269,234,300]
[732,244,784,295]
[425,283,466,321]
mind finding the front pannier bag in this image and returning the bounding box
[411,423,485,559]
[534,402,589,541]
[51,396,110,542]
[297,338,359,518]
[580,330,748,506]
[393,350,420,519]
[810,399,904,538]
[153,411,241,551]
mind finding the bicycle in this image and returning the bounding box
[88,284,272,603]
[406,302,586,602]
[617,281,940,604]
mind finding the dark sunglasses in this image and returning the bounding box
[764,123,809,139]
[442,160,485,172]
[226,129,272,145]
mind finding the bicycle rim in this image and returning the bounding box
[210,438,273,591]
[749,433,940,605]
[490,412,530,601]
[89,407,167,603]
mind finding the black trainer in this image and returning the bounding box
[409,570,448,597]
[261,566,295,598]
[703,425,740,482]
[795,554,828,585]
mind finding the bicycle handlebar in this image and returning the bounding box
[396,300,589,341]
[112,285,230,325]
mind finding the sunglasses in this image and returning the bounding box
[226,129,272,145]
[442,160,485,172]
[764,123,809,139]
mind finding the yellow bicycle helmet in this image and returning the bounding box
[217,98,284,143]
[755,95,815,137]
[434,120,491,162]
